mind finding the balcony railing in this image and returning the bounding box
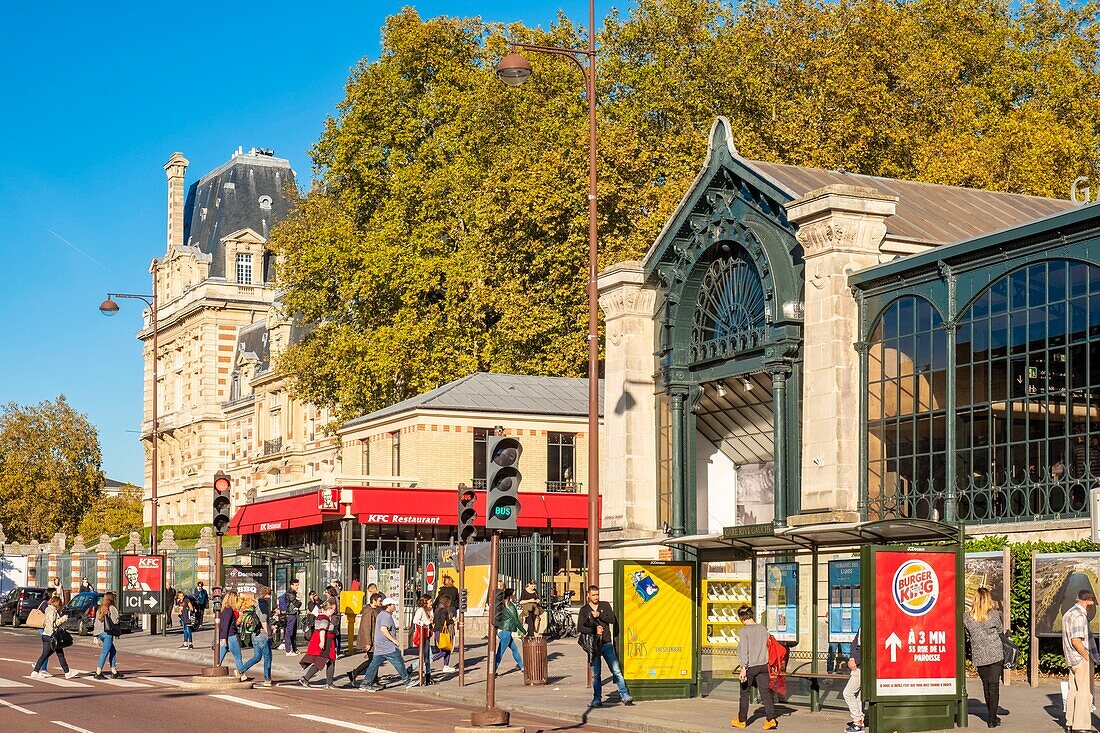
[263,437,284,456]
[546,481,580,493]
[471,478,487,491]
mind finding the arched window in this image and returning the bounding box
[690,246,767,363]
[955,259,1100,521]
[866,296,948,520]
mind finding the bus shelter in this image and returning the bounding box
[616,518,967,732]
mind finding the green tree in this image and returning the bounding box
[0,396,105,542]
[78,483,142,541]
[273,1,1100,422]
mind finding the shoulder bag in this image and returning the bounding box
[52,627,74,650]
[1000,631,1020,668]
[26,608,46,629]
[104,611,122,637]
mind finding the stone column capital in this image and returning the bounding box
[786,184,897,258]
[96,534,113,553]
[70,536,87,554]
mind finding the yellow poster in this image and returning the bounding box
[438,543,492,615]
[621,561,694,681]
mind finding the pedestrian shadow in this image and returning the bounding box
[1043,692,1068,729]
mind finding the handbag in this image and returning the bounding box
[51,628,74,650]
[104,612,122,637]
[437,628,453,652]
[578,632,597,659]
[26,608,46,629]
[1000,631,1020,668]
[412,625,423,647]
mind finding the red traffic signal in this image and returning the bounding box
[213,471,232,536]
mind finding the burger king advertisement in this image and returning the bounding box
[873,550,959,698]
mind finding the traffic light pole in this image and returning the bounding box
[471,530,507,728]
[458,542,466,688]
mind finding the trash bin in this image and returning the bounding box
[522,635,548,686]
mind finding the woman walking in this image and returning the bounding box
[299,598,338,688]
[413,594,434,685]
[493,588,525,675]
[432,594,457,674]
[239,591,274,686]
[217,591,248,681]
[32,596,76,679]
[177,592,196,649]
[93,592,124,680]
[964,587,1005,728]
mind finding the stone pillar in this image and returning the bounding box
[786,184,897,519]
[164,152,189,251]
[25,550,35,586]
[47,550,59,590]
[70,536,87,598]
[196,527,215,589]
[596,261,659,539]
[96,535,113,593]
[124,531,144,554]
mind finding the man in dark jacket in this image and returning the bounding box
[843,629,863,732]
[577,585,633,707]
[194,582,209,628]
[279,581,301,654]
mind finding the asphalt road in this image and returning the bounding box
[0,628,621,733]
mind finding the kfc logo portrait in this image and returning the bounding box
[318,487,341,512]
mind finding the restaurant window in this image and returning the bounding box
[547,432,576,492]
[391,431,401,475]
[955,259,1100,521]
[865,296,948,521]
[472,428,491,490]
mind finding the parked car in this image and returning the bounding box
[0,587,47,626]
[60,591,137,636]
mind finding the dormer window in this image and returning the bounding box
[236,253,253,285]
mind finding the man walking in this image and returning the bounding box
[1063,589,1099,733]
[843,629,863,732]
[194,581,209,628]
[348,592,383,687]
[357,597,416,690]
[730,605,777,730]
[577,585,633,707]
[279,580,302,655]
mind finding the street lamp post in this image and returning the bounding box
[100,259,160,557]
[495,0,601,591]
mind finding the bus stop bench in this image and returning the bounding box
[781,671,851,712]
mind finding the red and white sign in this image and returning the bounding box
[363,513,442,525]
[425,562,436,587]
[318,488,341,512]
[874,550,958,697]
[121,554,163,593]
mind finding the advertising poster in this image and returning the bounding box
[828,559,861,643]
[766,562,798,642]
[1034,552,1100,637]
[120,554,165,614]
[963,551,1007,619]
[620,561,694,681]
[438,543,491,617]
[224,565,271,596]
[735,462,775,526]
[0,556,28,595]
[874,550,958,697]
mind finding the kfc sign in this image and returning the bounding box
[365,513,442,525]
[318,487,341,512]
[258,521,285,531]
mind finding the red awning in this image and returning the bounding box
[229,492,326,535]
[229,485,595,535]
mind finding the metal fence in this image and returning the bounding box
[417,533,553,605]
[170,550,198,594]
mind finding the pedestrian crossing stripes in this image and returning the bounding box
[23,676,91,688]
[209,694,281,710]
[137,676,187,687]
[0,699,35,715]
[290,715,397,733]
[0,677,31,687]
[52,722,95,733]
[87,676,150,688]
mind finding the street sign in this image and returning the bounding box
[425,562,436,588]
[224,565,271,596]
[873,550,958,697]
[120,554,165,615]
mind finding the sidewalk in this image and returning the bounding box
[109,624,1080,733]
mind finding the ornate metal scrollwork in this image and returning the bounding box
[689,248,767,363]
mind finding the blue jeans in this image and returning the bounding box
[240,634,272,680]
[827,642,851,673]
[182,624,193,644]
[284,615,298,652]
[218,635,245,671]
[494,630,523,670]
[591,642,629,702]
[358,649,409,687]
[97,633,117,670]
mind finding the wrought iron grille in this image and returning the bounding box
[546,481,579,493]
[690,250,767,363]
[263,437,284,456]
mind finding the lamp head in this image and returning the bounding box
[99,297,120,316]
[496,53,532,87]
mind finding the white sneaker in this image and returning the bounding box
[64,671,78,679]
[39,671,53,678]
[285,651,297,656]
[29,671,40,678]
[442,665,457,673]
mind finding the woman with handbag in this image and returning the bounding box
[964,587,1006,728]
[93,592,124,680]
[32,596,76,679]
[177,592,196,649]
[432,594,457,674]
[413,594,434,685]
[217,591,248,681]
[298,598,339,688]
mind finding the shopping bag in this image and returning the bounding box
[437,629,453,652]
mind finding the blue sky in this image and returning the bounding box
[0,1,615,484]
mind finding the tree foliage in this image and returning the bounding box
[273,0,1100,422]
[78,484,142,541]
[0,396,105,543]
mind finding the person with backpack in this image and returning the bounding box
[240,589,274,686]
[577,585,631,707]
[176,592,196,649]
[92,592,123,680]
[279,580,302,655]
[730,605,777,730]
[843,629,864,732]
[194,581,209,628]
[493,588,525,675]
[299,597,338,688]
[217,591,248,681]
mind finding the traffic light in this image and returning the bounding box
[458,484,477,544]
[459,588,469,614]
[485,435,521,531]
[213,471,232,536]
